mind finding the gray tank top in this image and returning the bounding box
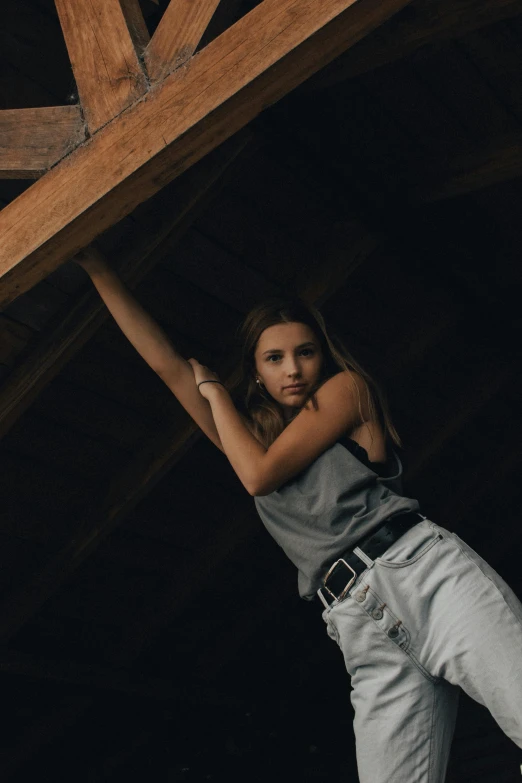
[254,439,419,600]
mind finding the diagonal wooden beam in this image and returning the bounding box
[119,0,151,53]
[54,0,148,133]
[0,132,252,440]
[414,136,522,202]
[144,0,223,81]
[0,0,413,310]
[306,0,522,90]
[0,107,86,179]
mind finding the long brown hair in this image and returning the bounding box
[239,297,400,449]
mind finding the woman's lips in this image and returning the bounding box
[283,384,306,392]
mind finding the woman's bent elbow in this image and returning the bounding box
[246,477,278,497]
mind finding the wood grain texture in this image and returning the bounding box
[119,0,151,52]
[0,106,86,179]
[0,0,412,309]
[54,0,147,132]
[144,0,223,80]
[416,136,522,201]
[307,0,522,90]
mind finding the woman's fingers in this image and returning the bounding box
[72,246,106,273]
[188,358,221,391]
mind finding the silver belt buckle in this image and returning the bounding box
[323,558,357,601]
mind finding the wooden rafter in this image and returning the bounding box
[119,0,151,52]
[0,133,251,440]
[416,137,522,201]
[54,0,147,133]
[0,0,413,310]
[0,107,86,179]
[144,0,223,81]
[307,0,522,90]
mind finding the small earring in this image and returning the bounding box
[256,378,265,390]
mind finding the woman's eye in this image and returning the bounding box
[300,348,314,357]
[267,355,281,362]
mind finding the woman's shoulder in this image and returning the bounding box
[311,370,371,417]
[314,369,365,396]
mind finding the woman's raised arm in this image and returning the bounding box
[75,247,224,451]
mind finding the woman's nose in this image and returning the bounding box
[285,358,301,376]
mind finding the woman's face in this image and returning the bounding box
[254,321,323,418]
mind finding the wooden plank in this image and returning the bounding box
[119,0,151,52]
[0,315,34,366]
[144,0,223,81]
[0,0,413,309]
[307,0,522,90]
[0,107,86,179]
[415,136,522,201]
[0,133,251,440]
[54,0,147,133]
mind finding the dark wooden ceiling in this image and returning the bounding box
[0,0,521,780]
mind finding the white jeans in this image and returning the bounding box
[321,520,522,782]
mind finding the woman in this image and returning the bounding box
[77,248,522,782]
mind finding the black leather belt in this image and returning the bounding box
[318,511,424,606]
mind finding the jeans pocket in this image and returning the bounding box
[376,520,443,569]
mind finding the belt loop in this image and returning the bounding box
[353,546,374,569]
[317,589,331,610]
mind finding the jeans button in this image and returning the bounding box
[372,608,383,620]
[354,591,366,603]
[388,626,400,639]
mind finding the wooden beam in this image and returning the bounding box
[119,0,151,53]
[54,0,147,133]
[307,0,522,90]
[0,107,86,179]
[0,0,413,310]
[415,136,522,202]
[0,133,252,440]
[144,0,223,81]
